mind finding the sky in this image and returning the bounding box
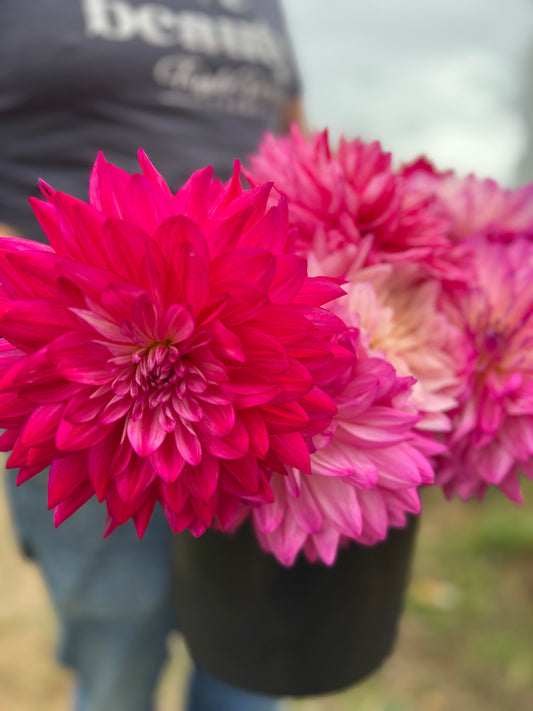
[282,0,533,185]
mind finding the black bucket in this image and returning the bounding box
[171,516,418,697]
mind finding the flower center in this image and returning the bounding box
[483,329,505,358]
[128,342,207,414]
[475,326,508,374]
[134,343,180,393]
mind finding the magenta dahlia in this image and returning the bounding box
[0,151,352,537]
[249,323,436,566]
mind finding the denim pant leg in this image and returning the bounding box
[5,470,175,711]
[6,470,284,711]
[187,668,283,711]
[69,609,173,711]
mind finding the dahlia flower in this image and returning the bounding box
[435,235,533,502]
[402,158,533,244]
[0,151,352,537]
[329,264,465,436]
[250,324,436,566]
[246,126,451,279]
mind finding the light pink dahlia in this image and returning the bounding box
[249,325,435,566]
[331,264,466,436]
[435,234,533,502]
[0,152,352,537]
[246,126,451,279]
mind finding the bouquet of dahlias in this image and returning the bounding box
[1,129,531,568]
[244,126,533,564]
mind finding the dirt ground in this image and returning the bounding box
[1,468,532,711]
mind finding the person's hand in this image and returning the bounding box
[0,223,20,237]
[284,97,308,135]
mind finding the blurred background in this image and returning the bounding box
[2,1,533,709]
[284,0,533,185]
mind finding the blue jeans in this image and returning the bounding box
[5,470,282,711]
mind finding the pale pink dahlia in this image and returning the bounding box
[0,152,352,537]
[250,325,435,566]
[331,264,466,436]
[435,235,533,502]
[246,126,450,279]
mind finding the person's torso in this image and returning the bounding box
[0,0,299,240]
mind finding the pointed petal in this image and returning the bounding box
[89,152,130,218]
[53,480,95,527]
[48,453,88,508]
[149,435,186,483]
[127,408,168,457]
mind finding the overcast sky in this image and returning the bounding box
[283,0,533,184]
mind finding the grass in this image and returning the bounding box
[1,470,532,710]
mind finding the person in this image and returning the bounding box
[0,2,303,709]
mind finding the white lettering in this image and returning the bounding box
[154,55,202,91]
[218,0,249,13]
[137,4,177,46]
[153,54,284,115]
[216,19,289,81]
[176,13,219,55]
[82,0,293,84]
[82,0,136,41]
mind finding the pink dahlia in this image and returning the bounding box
[435,235,533,502]
[249,324,436,566]
[246,126,451,279]
[403,158,533,244]
[0,151,352,537]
